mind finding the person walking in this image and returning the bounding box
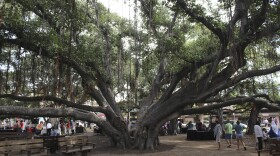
[254,121,263,150]
[224,119,233,148]
[234,121,247,150]
[213,120,222,150]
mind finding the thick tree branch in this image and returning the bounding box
[0,94,105,113]
[197,64,280,100]
[4,38,92,80]
[138,1,181,107]
[2,38,111,107]
[14,0,61,34]
[84,61,120,114]
[158,29,229,104]
[204,94,274,104]
[2,19,121,121]
[0,106,97,121]
[140,57,166,107]
[0,106,122,140]
[254,23,280,42]
[203,45,227,90]
[176,0,225,42]
[249,0,269,32]
[181,96,280,115]
[233,64,280,84]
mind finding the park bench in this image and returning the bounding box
[0,132,33,141]
[35,135,65,154]
[58,135,95,156]
[0,138,48,156]
[269,138,280,156]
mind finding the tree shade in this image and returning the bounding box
[0,0,280,150]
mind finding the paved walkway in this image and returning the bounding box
[88,133,271,156]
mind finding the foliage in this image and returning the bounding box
[0,0,280,150]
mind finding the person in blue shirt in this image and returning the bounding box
[187,121,194,130]
[234,120,247,150]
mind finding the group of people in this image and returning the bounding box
[13,120,27,132]
[186,120,208,131]
[254,118,279,151]
[59,119,76,135]
[159,120,184,135]
[34,119,77,136]
[213,118,279,151]
[35,120,56,136]
[213,119,247,150]
[3,119,38,133]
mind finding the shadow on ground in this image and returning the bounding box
[88,133,270,156]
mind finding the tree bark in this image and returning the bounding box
[247,103,261,135]
[168,119,177,135]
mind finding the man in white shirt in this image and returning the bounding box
[46,121,52,136]
[254,121,263,150]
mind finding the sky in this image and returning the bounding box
[100,0,133,19]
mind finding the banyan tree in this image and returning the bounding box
[0,0,280,150]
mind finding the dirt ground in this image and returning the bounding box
[88,133,271,156]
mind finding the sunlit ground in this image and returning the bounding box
[88,133,271,156]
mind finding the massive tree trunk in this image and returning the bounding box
[246,103,261,135]
[1,0,280,151]
[168,119,178,135]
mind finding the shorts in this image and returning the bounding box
[236,133,243,139]
[225,134,232,139]
[216,134,221,142]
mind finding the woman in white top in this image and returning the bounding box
[254,121,263,150]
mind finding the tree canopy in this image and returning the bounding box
[0,0,280,150]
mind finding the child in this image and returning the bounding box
[263,128,268,149]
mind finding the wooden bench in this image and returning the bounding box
[269,138,280,156]
[36,135,65,154]
[0,132,33,141]
[58,135,95,156]
[0,138,48,156]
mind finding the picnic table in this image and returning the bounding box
[186,130,215,140]
[0,138,47,156]
[58,135,95,156]
[0,131,33,141]
[0,129,15,132]
[35,135,65,154]
[269,137,280,156]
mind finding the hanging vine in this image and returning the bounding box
[14,46,22,95]
[31,53,36,95]
[5,47,11,94]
